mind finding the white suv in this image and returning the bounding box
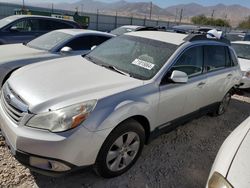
[0,31,241,178]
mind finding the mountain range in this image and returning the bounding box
[8,0,250,26]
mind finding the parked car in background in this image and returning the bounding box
[0,31,241,178]
[243,33,250,41]
[0,29,114,86]
[0,15,81,44]
[225,32,245,41]
[110,25,165,36]
[207,117,250,188]
[232,41,250,88]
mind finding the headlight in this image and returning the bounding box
[208,172,232,188]
[26,100,97,132]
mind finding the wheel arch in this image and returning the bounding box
[1,67,20,87]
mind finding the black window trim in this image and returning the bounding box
[160,43,232,85]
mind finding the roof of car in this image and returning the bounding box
[57,29,115,37]
[6,15,77,23]
[232,41,250,45]
[120,25,143,29]
[126,31,188,45]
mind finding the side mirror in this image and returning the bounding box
[10,26,18,32]
[60,46,73,55]
[170,70,188,83]
[91,45,97,50]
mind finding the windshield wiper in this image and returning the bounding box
[101,64,131,77]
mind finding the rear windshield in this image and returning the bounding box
[27,30,72,51]
[86,35,178,80]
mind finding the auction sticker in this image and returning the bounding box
[132,59,155,70]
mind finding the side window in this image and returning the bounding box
[29,19,40,31]
[225,47,232,67]
[65,36,91,51]
[38,20,74,31]
[10,19,32,32]
[204,45,226,72]
[229,49,239,66]
[171,46,203,77]
[50,20,73,30]
[91,36,110,46]
[37,19,51,31]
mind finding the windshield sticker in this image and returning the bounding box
[132,59,155,70]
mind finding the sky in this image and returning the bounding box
[2,0,250,8]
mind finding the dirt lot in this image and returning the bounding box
[1,91,250,188]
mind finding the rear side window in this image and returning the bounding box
[66,36,91,51]
[171,46,203,77]
[49,20,74,30]
[225,47,232,67]
[65,35,111,51]
[204,45,227,72]
[229,49,239,66]
[38,19,74,31]
[92,36,111,46]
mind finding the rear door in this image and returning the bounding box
[202,45,235,105]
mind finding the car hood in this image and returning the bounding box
[0,43,50,64]
[238,58,250,72]
[8,56,144,113]
[227,117,250,188]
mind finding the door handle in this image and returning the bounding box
[197,82,206,88]
[227,74,233,79]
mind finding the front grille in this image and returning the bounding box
[1,84,28,124]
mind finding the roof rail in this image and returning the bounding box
[184,34,231,45]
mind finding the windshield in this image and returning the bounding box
[27,31,72,51]
[0,16,17,29]
[232,43,250,60]
[86,35,178,80]
[110,27,137,36]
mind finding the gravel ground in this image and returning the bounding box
[1,91,250,188]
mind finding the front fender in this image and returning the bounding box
[84,99,157,132]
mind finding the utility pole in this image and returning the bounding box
[52,3,54,13]
[96,9,99,30]
[115,11,118,28]
[81,4,84,16]
[179,8,183,23]
[174,8,178,24]
[211,9,215,19]
[149,1,152,20]
[22,0,25,10]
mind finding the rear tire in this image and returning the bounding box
[214,91,232,116]
[95,119,145,178]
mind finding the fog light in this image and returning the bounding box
[30,156,71,172]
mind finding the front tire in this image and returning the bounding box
[95,119,145,178]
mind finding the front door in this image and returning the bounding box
[157,45,206,126]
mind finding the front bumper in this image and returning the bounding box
[0,100,111,175]
[15,150,91,177]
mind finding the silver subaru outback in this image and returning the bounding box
[0,31,241,178]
